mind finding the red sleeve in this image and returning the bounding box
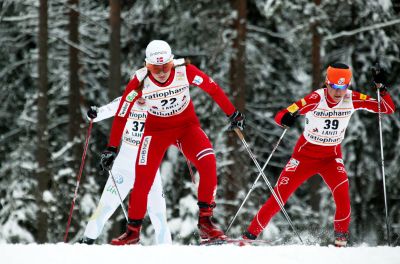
[352,90,395,114]
[274,91,321,127]
[107,77,142,147]
[186,64,236,116]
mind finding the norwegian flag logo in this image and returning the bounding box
[284,158,299,172]
[152,106,158,109]
[156,57,164,63]
[313,128,318,133]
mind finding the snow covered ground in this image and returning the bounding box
[2,244,399,264]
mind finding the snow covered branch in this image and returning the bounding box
[324,18,400,41]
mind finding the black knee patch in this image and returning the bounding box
[128,218,143,227]
[197,202,216,209]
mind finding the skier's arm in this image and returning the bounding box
[352,90,395,114]
[275,91,321,127]
[92,97,122,122]
[107,77,142,148]
[355,64,396,114]
[186,64,236,116]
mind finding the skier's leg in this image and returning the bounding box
[147,169,172,244]
[83,144,135,241]
[128,131,171,220]
[319,158,351,234]
[111,130,176,245]
[246,156,317,237]
[179,126,224,240]
[179,126,217,204]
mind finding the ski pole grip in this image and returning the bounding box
[234,127,244,140]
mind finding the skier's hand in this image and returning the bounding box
[228,110,246,131]
[87,106,98,120]
[281,112,298,128]
[371,63,388,88]
[100,146,118,171]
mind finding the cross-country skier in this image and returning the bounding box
[99,40,245,245]
[79,97,172,245]
[242,63,395,247]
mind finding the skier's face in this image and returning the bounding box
[327,84,347,103]
[146,61,174,83]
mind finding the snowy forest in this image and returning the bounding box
[0,0,399,246]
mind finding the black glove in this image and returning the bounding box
[228,110,246,131]
[371,63,387,86]
[281,112,298,128]
[87,106,98,120]
[100,146,118,171]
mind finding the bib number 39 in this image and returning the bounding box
[324,119,339,130]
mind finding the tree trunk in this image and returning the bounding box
[393,0,400,13]
[226,0,247,213]
[309,0,322,212]
[68,0,83,168]
[229,0,247,109]
[109,0,121,99]
[36,0,51,243]
[108,0,123,239]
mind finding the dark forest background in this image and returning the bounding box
[0,0,399,245]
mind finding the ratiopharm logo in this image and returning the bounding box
[139,136,152,165]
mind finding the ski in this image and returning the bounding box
[200,237,273,246]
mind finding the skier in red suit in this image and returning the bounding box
[242,63,395,247]
[99,40,245,245]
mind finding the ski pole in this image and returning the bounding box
[376,86,391,246]
[226,128,287,234]
[185,157,196,184]
[176,140,196,184]
[64,119,93,242]
[233,128,303,243]
[108,170,129,222]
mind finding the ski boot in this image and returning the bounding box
[238,230,257,246]
[197,202,226,244]
[242,230,257,240]
[78,237,95,245]
[111,219,142,246]
[334,231,349,247]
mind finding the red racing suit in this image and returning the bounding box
[247,87,395,236]
[107,60,236,220]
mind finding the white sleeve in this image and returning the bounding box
[173,58,185,66]
[92,97,122,122]
[132,67,148,82]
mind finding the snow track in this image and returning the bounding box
[2,244,399,264]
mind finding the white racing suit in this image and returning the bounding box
[83,97,172,244]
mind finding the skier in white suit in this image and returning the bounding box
[79,96,172,245]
